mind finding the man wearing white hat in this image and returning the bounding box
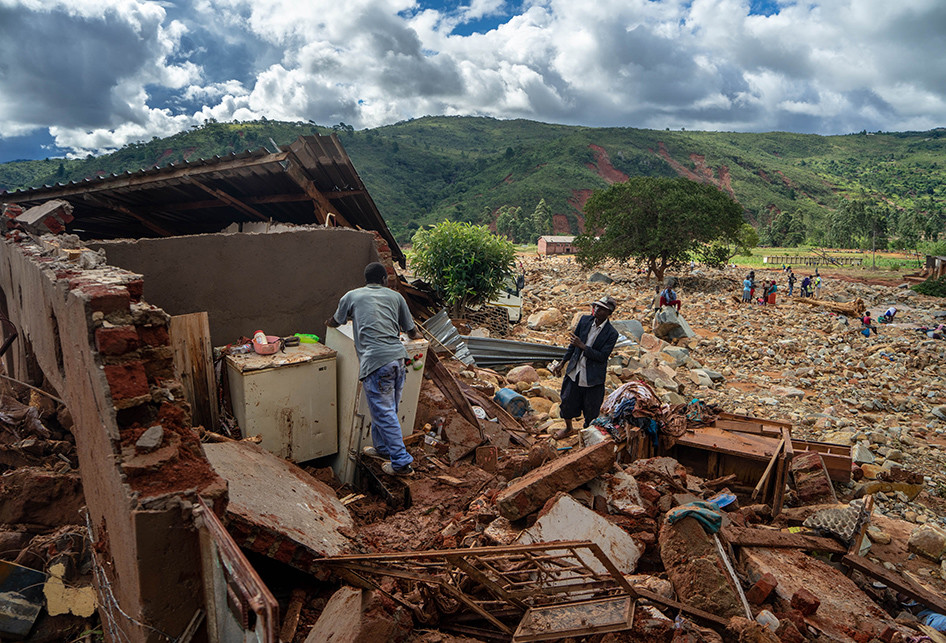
[551,295,619,440]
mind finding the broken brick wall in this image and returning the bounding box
[88,227,382,346]
[0,235,224,643]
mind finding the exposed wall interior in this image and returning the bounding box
[88,227,383,346]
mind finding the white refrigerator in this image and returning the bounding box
[326,324,428,485]
[225,343,338,462]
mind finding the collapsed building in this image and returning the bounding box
[1,135,945,643]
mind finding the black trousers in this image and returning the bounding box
[559,375,605,427]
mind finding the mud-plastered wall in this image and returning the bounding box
[89,227,382,346]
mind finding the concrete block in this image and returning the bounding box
[304,586,362,643]
[203,441,354,571]
[496,440,615,521]
[516,493,641,574]
[740,546,895,641]
[587,470,645,515]
[135,425,164,452]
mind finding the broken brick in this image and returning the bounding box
[103,361,150,401]
[81,284,131,316]
[745,572,778,605]
[496,440,615,521]
[125,278,144,302]
[137,324,170,347]
[95,326,140,356]
[790,588,820,616]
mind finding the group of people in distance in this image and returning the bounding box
[741,266,824,305]
[741,270,780,305]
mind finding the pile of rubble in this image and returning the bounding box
[0,383,98,642]
[6,248,946,643]
[232,257,946,642]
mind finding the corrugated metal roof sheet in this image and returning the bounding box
[1,134,404,263]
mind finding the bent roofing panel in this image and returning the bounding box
[2,135,404,263]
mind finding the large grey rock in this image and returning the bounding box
[611,319,645,341]
[908,524,946,561]
[588,272,614,284]
[654,308,696,340]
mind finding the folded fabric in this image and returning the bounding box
[665,500,723,534]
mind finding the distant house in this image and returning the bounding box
[926,255,946,279]
[538,235,577,255]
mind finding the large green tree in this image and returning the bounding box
[409,221,515,315]
[575,177,746,280]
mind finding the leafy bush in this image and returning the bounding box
[409,221,515,314]
[912,276,946,298]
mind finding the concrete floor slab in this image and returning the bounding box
[203,441,354,570]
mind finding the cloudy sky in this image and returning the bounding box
[1,0,944,162]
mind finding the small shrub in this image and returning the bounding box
[912,275,946,298]
[409,221,515,314]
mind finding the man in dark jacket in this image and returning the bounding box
[551,295,619,440]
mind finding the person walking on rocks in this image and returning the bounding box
[742,274,752,303]
[766,280,778,306]
[814,274,823,298]
[326,262,422,477]
[800,275,812,298]
[551,296,619,440]
[861,310,877,336]
[787,269,796,296]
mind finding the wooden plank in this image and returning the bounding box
[182,176,269,221]
[841,554,946,615]
[425,350,483,439]
[677,427,777,460]
[720,526,846,554]
[169,313,219,431]
[752,438,785,501]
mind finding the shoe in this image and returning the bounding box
[362,446,387,459]
[381,462,414,477]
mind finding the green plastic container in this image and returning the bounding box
[294,333,320,343]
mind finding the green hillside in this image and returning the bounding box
[1,117,944,246]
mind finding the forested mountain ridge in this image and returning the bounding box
[1,116,944,247]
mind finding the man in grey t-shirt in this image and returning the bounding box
[326,262,421,476]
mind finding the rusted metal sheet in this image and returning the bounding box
[4,135,405,263]
[513,596,635,642]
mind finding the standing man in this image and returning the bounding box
[787,269,796,296]
[814,273,823,298]
[551,296,619,440]
[326,262,422,477]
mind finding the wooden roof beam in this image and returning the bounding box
[283,157,353,227]
[81,194,173,237]
[181,176,269,222]
[153,192,312,213]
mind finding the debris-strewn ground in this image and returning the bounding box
[295,256,946,643]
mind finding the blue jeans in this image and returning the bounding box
[363,360,411,470]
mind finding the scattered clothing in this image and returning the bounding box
[665,501,723,534]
